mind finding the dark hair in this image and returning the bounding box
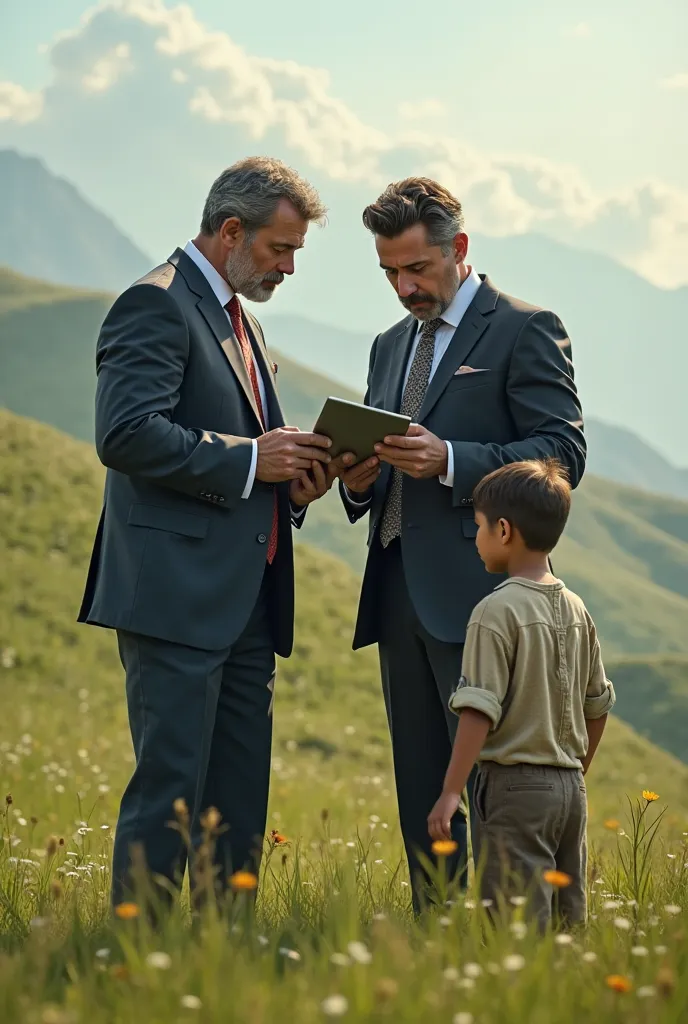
[473,459,571,552]
[200,156,327,236]
[362,177,464,252]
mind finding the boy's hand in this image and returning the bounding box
[428,790,463,842]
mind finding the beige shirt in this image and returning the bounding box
[449,577,616,768]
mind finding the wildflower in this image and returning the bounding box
[614,917,632,931]
[200,807,221,831]
[432,839,458,856]
[458,978,475,991]
[503,954,526,972]
[656,966,675,997]
[602,900,622,911]
[606,975,632,993]
[114,902,140,920]
[637,986,656,999]
[654,945,668,955]
[631,946,648,957]
[374,978,398,1002]
[257,935,269,948]
[30,917,48,930]
[463,899,476,910]
[146,952,172,970]
[510,921,527,940]
[5,793,12,807]
[463,963,482,978]
[555,933,574,946]
[95,949,110,960]
[604,819,620,830]
[510,895,527,907]
[270,829,289,845]
[321,994,348,1016]
[347,941,372,965]
[439,916,451,928]
[180,995,202,1010]
[582,952,597,963]
[443,966,461,982]
[330,953,351,967]
[45,836,59,857]
[543,870,572,888]
[642,791,659,802]
[663,904,681,915]
[230,871,258,891]
[453,1015,474,1024]
[50,880,63,900]
[279,947,301,962]
[173,798,189,819]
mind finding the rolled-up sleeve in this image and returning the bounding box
[584,628,616,719]
[448,623,511,729]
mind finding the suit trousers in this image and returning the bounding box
[111,575,275,908]
[377,538,476,911]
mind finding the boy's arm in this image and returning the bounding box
[428,709,491,840]
[582,714,607,775]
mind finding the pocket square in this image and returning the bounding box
[455,365,489,375]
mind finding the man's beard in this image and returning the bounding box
[400,293,446,321]
[225,244,283,303]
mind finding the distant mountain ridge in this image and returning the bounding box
[0,149,151,292]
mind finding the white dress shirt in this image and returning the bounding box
[183,240,264,499]
[347,267,482,505]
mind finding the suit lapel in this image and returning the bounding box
[418,276,497,423]
[243,309,285,429]
[168,249,264,429]
[385,317,417,412]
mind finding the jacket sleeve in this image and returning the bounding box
[448,310,586,506]
[95,283,253,509]
[339,334,379,524]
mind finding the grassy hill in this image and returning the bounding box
[0,408,687,839]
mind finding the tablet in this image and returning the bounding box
[313,397,412,464]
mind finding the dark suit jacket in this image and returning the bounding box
[341,275,586,650]
[78,248,301,656]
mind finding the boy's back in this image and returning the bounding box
[450,577,615,768]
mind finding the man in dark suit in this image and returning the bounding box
[339,177,586,911]
[79,157,340,907]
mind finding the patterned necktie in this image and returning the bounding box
[226,295,278,564]
[379,317,444,549]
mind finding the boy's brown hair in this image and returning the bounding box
[472,459,571,552]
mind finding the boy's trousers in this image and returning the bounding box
[472,762,587,929]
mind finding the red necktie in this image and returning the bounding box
[226,296,278,564]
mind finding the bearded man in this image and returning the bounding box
[79,157,339,906]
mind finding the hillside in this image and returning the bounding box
[1,407,687,835]
[605,656,688,764]
[0,150,151,292]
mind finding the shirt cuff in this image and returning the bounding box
[241,439,258,499]
[439,441,454,487]
[449,685,502,728]
[584,681,616,719]
[345,485,373,507]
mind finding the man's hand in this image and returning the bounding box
[290,453,356,507]
[256,426,331,483]
[428,790,463,842]
[339,456,382,495]
[374,424,448,479]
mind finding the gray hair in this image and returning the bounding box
[362,177,464,252]
[200,156,327,235]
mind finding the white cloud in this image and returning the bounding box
[1,0,688,287]
[660,72,688,90]
[398,99,447,121]
[565,22,591,38]
[0,82,43,123]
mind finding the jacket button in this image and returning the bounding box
[257,533,267,544]
[219,496,225,502]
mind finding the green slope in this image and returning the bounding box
[1,408,686,834]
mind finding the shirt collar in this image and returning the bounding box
[418,265,482,330]
[183,239,235,308]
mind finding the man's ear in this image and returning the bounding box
[454,232,469,265]
[219,216,244,250]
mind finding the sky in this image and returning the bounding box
[0,0,687,324]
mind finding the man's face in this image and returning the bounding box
[375,223,467,320]
[224,198,308,303]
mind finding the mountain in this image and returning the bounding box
[1,408,686,828]
[605,656,688,764]
[0,149,151,292]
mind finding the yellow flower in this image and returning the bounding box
[642,790,659,802]
[543,870,572,889]
[606,974,633,993]
[432,839,458,856]
[114,902,140,920]
[230,871,258,891]
[270,830,289,845]
[604,818,620,830]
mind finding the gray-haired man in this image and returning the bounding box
[79,157,342,906]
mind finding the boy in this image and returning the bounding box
[427,459,615,928]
